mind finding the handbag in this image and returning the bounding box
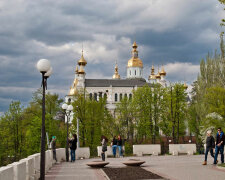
[102,145,107,152]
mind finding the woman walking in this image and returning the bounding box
[202,130,215,165]
[69,134,77,162]
[117,135,123,157]
[101,135,108,161]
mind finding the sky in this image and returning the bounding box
[0,0,224,114]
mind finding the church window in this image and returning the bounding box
[115,93,118,102]
[120,93,122,101]
[129,94,132,100]
[94,93,97,101]
[124,93,127,98]
[130,70,131,75]
[135,70,136,75]
[89,93,92,100]
[68,98,71,103]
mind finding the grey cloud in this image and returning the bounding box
[0,0,224,112]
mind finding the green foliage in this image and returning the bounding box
[71,89,114,156]
[124,141,133,156]
[218,0,225,26]
[0,90,65,166]
[188,35,225,147]
[115,83,188,144]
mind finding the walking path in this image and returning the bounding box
[45,155,225,180]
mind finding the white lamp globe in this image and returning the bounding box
[67,105,73,111]
[62,103,68,110]
[37,59,51,73]
[44,67,53,78]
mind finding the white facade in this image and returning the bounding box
[127,67,143,79]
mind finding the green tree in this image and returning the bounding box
[71,90,114,156]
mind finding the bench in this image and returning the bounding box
[169,144,196,155]
[133,144,161,156]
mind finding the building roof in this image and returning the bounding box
[85,78,150,87]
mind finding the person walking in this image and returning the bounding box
[111,136,118,157]
[69,134,77,162]
[202,130,215,165]
[213,127,225,165]
[101,135,108,161]
[117,135,123,157]
[51,136,57,162]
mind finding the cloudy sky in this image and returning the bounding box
[0,0,224,113]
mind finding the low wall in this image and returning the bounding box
[0,148,66,180]
[169,144,196,155]
[20,157,35,180]
[76,147,90,159]
[97,146,125,157]
[0,166,14,180]
[0,147,92,180]
[133,144,161,156]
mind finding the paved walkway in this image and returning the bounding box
[45,155,225,180]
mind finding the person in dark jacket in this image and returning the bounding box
[117,135,123,157]
[101,135,108,161]
[51,136,57,162]
[213,127,225,164]
[111,136,118,157]
[69,134,77,162]
[202,130,215,165]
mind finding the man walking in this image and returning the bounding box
[213,127,224,165]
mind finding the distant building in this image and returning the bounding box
[65,42,188,122]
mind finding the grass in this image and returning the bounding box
[218,163,225,167]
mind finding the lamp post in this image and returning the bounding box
[62,103,73,162]
[36,59,52,180]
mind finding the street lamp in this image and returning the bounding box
[36,59,52,180]
[62,103,73,162]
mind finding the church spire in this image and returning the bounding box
[78,49,87,74]
[112,60,120,79]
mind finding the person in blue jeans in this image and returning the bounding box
[69,134,77,162]
[202,130,215,165]
[213,128,224,165]
[111,136,117,157]
[117,135,123,157]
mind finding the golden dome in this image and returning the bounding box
[112,62,120,79]
[155,72,161,79]
[160,66,166,76]
[113,74,120,79]
[78,66,85,74]
[151,65,155,75]
[148,74,156,80]
[69,79,78,95]
[132,41,137,49]
[184,82,188,89]
[127,41,143,68]
[127,57,143,68]
[78,51,87,66]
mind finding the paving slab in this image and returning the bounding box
[45,155,225,180]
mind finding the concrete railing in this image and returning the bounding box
[169,144,196,155]
[133,144,161,156]
[76,147,90,159]
[97,146,125,157]
[0,147,90,180]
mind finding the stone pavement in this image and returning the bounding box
[45,155,225,180]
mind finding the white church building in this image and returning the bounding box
[64,42,180,116]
